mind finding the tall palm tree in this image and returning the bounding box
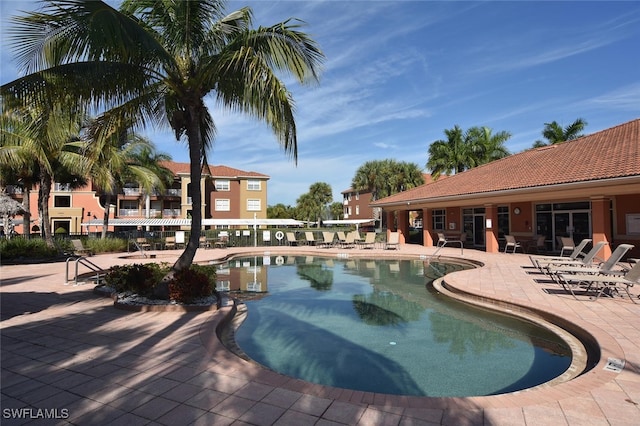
[352,160,390,201]
[3,1,323,284]
[533,118,588,147]
[426,125,476,179]
[308,182,332,226]
[467,126,511,165]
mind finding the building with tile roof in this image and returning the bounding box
[372,118,640,257]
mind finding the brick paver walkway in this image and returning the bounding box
[1,244,639,425]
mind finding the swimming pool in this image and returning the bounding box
[221,255,573,397]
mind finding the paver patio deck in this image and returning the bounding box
[1,243,639,425]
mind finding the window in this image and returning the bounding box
[432,209,446,230]
[355,192,359,200]
[215,179,230,191]
[54,196,71,207]
[356,205,360,215]
[247,180,261,191]
[215,199,230,211]
[247,199,261,211]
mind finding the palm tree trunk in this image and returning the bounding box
[22,186,31,239]
[39,172,54,248]
[154,106,203,299]
[101,193,112,239]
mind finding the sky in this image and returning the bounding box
[1,1,639,206]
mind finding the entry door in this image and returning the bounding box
[473,215,485,246]
[553,211,590,247]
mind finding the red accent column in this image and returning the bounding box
[423,208,434,247]
[591,197,612,259]
[398,210,409,244]
[485,204,499,253]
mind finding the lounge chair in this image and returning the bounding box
[341,231,357,249]
[164,236,176,249]
[71,239,94,256]
[318,231,335,248]
[304,231,316,246]
[136,237,151,251]
[357,232,376,249]
[286,232,301,246]
[214,231,229,248]
[504,235,521,253]
[385,232,400,250]
[541,241,608,274]
[556,258,640,302]
[545,243,632,282]
[336,231,348,247]
[529,238,592,271]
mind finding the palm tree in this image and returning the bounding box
[467,126,511,165]
[3,1,323,284]
[351,160,390,201]
[533,118,588,147]
[308,182,333,226]
[0,105,89,247]
[426,125,476,179]
[85,119,173,239]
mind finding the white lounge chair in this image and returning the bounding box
[557,258,640,302]
[541,241,608,275]
[304,231,316,246]
[318,231,335,248]
[530,238,592,271]
[546,243,632,282]
[385,232,400,250]
[358,232,376,249]
[286,232,301,246]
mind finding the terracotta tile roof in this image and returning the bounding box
[373,118,640,206]
[159,161,269,179]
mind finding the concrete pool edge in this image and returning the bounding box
[199,250,625,410]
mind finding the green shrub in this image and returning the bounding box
[0,238,59,259]
[168,267,214,303]
[103,263,166,296]
[84,237,128,253]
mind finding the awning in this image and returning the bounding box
[81,218,305,227]
[322,219,375,225]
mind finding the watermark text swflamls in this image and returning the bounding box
[3,408,70,420]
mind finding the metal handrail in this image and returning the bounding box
[65,256,104,286]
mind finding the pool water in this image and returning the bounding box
[228,256,572,397]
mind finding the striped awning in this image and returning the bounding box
[81,218,304,227]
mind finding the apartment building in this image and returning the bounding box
[341,189,376,222]
[7,161,269,235]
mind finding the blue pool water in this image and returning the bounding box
[226,255,572,397]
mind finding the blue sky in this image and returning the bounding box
[2,1,639,206]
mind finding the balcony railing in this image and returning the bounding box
[54,183,71,192]
[119,209,141,217]
[163,209,181,217]
[186,197,192,205]
[166,188,181,196]
[123,188,142,196]
[5,185,23,194]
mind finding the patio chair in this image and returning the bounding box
[385,232,400,250]
[341,231,357,249]
[357,232,376,249]
[199,236,211,249]
[214,231,229,248]
[525,235,547,254]
[529,238,592,271]
[556,258,640,302]
[545,243,632,282]
[318,231,335,248]
[336,231,348,247]
[504,235,521,253]
[558,237,576,257]
[71,239,94,256]
[436,232,465,250]
[304,231,316,246]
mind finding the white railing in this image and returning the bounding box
[163,209,181,217]
[123,187,141,196]
[186,197,193,205]
[54,183,71,192]
[118,209,140,217]
[166,188,181,196]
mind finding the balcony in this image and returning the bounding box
[54,183,71,192]
[166,188,181,196]
[186,197,193,205]
[5,185,23,195]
